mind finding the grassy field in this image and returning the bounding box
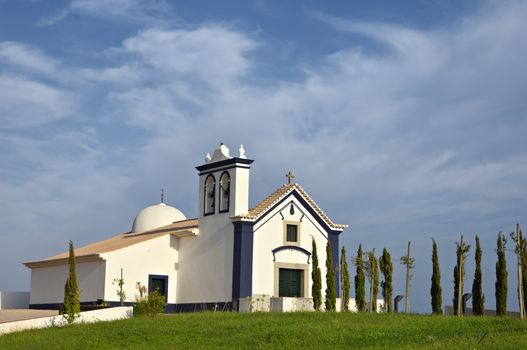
[1,312,526,349]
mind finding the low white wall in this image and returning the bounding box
[333,298,385,312]
[0,306,133,335]
[238,295,271,312]
[245,297,385,313]
[270,297,314,312]
[0,291,30,309]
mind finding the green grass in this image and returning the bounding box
[1,312,527,349]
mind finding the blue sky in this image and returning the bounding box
[1,0,526,313]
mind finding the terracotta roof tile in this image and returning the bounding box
[233,184,347,230]
[24,218,198,267]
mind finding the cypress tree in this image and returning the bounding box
[355,244,366,312]
[63,240,80,324]
[495,232,508,316]
[340,246,350,311]
[368,250,379,312]
[379,248,393,313]
[311,239,322,311]
[472,235,485,315]
[430,239,442,315]
[325,240,336,311]
[453,265,460,315]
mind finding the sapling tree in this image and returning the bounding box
[510,224,526,319]
[340,246,350,311]
[63,240,80,324]
[354,245,366,312]
[113,268,126,306]
[400,241,415,314]
[311,239,322,311]
[453,235,470,317]
[430,239,442,315]
[379,248,393,313]
[522,236,527,315]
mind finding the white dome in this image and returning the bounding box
[131,203,186,233]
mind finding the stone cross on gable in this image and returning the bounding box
[286,171,295,185]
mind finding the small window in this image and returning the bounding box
[204,174,215,215]
[286,224,298,243]
[148,274,168,303]
[219,171,230,213]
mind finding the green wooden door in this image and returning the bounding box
[279,269,302,297]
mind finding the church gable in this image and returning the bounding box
[233,183,347,233]
[232,182,347,302]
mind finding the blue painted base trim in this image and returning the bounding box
[169,302,233,313]
[30,301,233,313]
[29,301,136,311]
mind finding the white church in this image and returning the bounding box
[24,144,348,312]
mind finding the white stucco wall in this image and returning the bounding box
[176,216,233,304]
[231,166,250,216]
[101,234,179,304]
[29,261,105,305]
[252,195,332,298]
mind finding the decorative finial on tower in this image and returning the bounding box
[286,171,295,185]
[210,143,231,162]
[239,144,246,159]
[205,153,212,163]
[161,189,164,203]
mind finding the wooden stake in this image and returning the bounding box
[517,224,525,320]
[405,242,411,314]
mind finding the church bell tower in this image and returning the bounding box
[195,143,253,219]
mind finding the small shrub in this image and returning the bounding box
[97,300,109,307]
[134,290,166,317]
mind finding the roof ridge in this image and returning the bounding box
[291,183,347,230]
[233,183,347,230]
[25,219,201,266]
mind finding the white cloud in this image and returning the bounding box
[37,9,69,27]
[77,65,142,85]
[0,74,74,129]
[122,27,258,88]
[39,0,176,26]
[0,41,58,74]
